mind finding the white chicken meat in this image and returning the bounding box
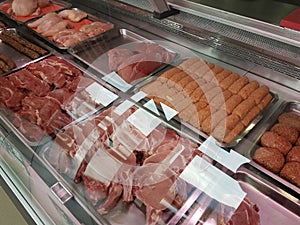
[11,0,38,16]
[58,9,88,22]
[9,0,50,17]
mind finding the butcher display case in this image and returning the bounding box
[0,0,300,224]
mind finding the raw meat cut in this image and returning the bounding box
[9,69,51,96]
[79,21,114,37]
[107,42,174,83]
[58,9,88,22]
[11,0,38,16]
[219,198,260,225]
[27,12,57,28]
[41,20,73,37]
[107,49,134,71]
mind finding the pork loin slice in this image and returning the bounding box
[12,113,46,141]
[219,197,260,225]
[133,163,176,210]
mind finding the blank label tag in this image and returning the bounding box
[199,136,250,173]
[180,156,246,209]
[114,100,135,116]
[161,102,178,121]
[86,82,118,106]
[131,91,147,102]
[127,108,161,136]
[144,99,160,115]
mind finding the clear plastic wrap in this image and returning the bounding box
[39,100,251,225]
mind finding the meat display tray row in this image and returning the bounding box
[36,101,255,225]
[135,57,278,148]
[0,55,119,146]
[35,99,299,225]
[0,4,299,225]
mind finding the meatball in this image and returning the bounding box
[286,146,300,163]
[253,147,285,173]
[260,131,292,155]
[280,162,300,187]
[271,123,298,144]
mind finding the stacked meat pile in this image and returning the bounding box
[54,105,204,224]
[0,29,48,59]
[107,42,175,83]
[27,9,114,47]
[253,111,300,187]
[0,53,16,75]
[0,56,100,142]
[141,57,273,143]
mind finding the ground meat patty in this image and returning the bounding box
[296,137,300,146]
[278,112,300,131]
[271,123,298,144]
[286,146,300,163]
[280,162,300,187]
[260,131,292,155]
[253,147,285,173]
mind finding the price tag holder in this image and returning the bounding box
[199,136,250,173]
[180,156,246,209]
[127,108,161,136]
[114,100,135,116]
[131,91,147,102]
[161,102,178,121]
[86,82,118,106]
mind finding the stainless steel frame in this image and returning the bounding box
[0,0,299,224]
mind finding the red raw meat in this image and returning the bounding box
[108,43,175,84]
[133,163,176,210]
[145,205,163,225]
[47,88,74,105]
[117,52,163,83]
[43,56,82,77]
[18,96,72,136]
[82,174,109,205]
[98,182,123,215]
[9,69,51,96]
[107,48,134,71]
[26,62,67,88]
[220,198,260,225]
[0,77,25,110]
[133,43,174,63]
